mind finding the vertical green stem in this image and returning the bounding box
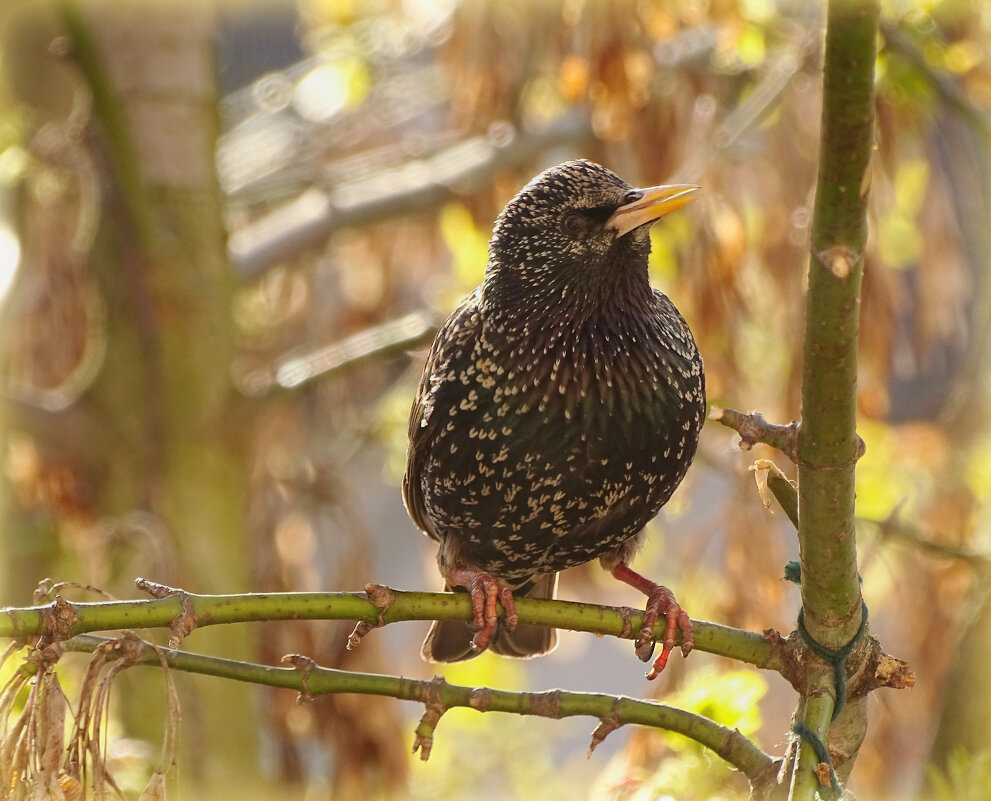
[798,0,878,659]
[793,0,880,796]
[790,690,837,799]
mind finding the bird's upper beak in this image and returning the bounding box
[606,184,700,238]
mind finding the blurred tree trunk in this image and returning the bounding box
[925,105,991,782]
[1,0,257,788]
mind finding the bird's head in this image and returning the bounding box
[484,159,698,305]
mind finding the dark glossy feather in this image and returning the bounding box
[403,160,705,661]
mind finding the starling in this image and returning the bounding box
[403,159,705,679]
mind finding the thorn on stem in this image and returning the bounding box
[587,714,622,758]
[346,621,374,650]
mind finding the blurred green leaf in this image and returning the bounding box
[662,666,766,750]
[925,748,991,801]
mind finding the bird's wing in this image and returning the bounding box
[402,290,482,540]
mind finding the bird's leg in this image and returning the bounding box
[447,566,519,652]
[611,562,693,680]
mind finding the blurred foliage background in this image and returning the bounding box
[0,0,988,799]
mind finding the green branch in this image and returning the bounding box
[59,633,774,779]
[798,0,877,645]
[0,580,778,670]
[792,0,880,797]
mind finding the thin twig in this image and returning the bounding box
[709,406,801,463]
[861,514,991,566]
[235,310,440,396]
[750,459,800,529]
[228,110,595,280]
[881,22,991,136]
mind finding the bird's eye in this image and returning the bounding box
[562,212,584,234]
[622,190,643,205]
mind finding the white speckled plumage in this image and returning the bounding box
[404,160,704,662]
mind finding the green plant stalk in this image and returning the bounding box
[793,0,880,797]
[798,0,877,644]
[60,633,773,780]
[0,587,777,670]
[769,469,799,530]
[790,683,837,799]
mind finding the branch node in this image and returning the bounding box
[617,606,635,640]
[587,712,623,758]
[101,630,147,665]
[710,407,801,463]
[363,583,396,626]
[763,627,784,645]
[168,593,198,649]
[281,653,318,703]
[42,595,79,643]
[348,583,397,651]
[854,434,867,461]
[134,579,199,646]
[412,676,448,762]
[528,690,563,719]
[468,688,492,711]
[816,244,860,280]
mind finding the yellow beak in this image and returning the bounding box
[606,184,700,238]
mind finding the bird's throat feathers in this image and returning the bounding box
[482,228,655,323]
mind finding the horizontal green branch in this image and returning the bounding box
[0,580,779,670]
[60,633,775,780]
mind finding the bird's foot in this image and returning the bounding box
[611,562,693,680]
[447,566,518,652]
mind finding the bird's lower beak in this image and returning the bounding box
[607,184,700,238]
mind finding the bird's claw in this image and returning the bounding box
[639,586,693,681]
[635,637,656,663]
[611,563,693,680]
[449,566,518,653]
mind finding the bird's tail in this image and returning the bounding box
[421,573,559,663]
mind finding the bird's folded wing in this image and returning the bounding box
[402,290,483,541]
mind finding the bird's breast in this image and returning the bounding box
[416,309,705,580]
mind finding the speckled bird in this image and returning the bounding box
[403,159,705,679]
